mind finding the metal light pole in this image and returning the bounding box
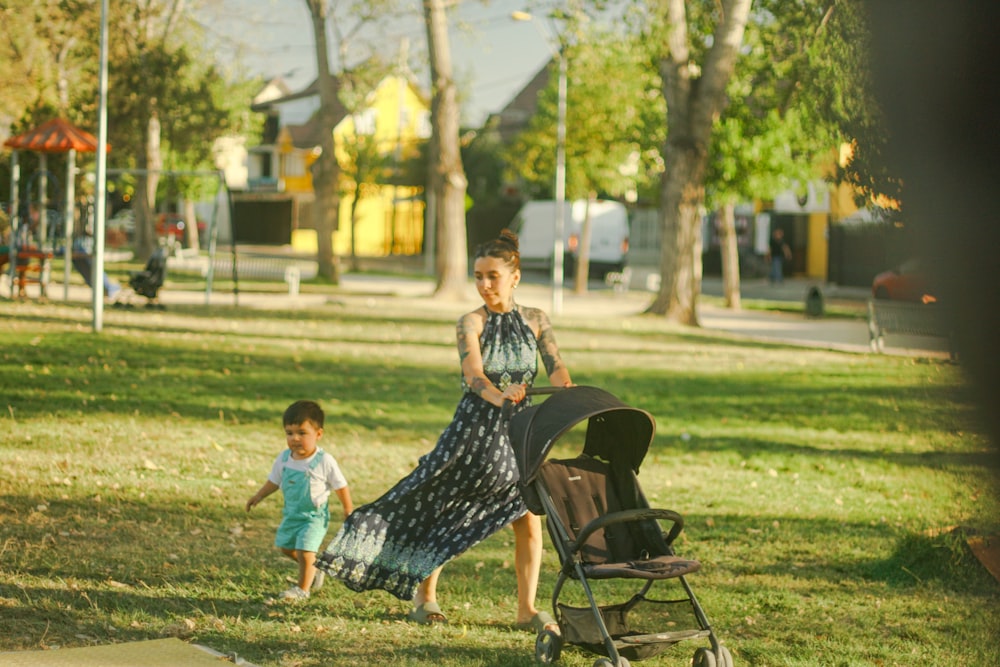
[92,0,110,332]
[552,50,567,315]
[513,11,566,315]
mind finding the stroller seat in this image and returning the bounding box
[538,455,701,581]
[114,246,168,309]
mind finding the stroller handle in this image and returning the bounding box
[501,385,565,419]
[525,385,564,397]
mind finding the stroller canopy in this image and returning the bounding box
[510,386,656,484]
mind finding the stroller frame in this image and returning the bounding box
[510,386,732,667]
[113,245,168,309]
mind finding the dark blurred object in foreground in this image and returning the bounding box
[866,1,1000,453]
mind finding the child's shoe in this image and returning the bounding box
[311,569,325,591]
[279,586,310,601]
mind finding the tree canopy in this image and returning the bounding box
[1,0,261,228]
[506,23,665,205]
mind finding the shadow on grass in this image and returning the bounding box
[5,330,976,466]
[0,584,544,667]
[4,303,459,346]
[3,490,998,665]
[869,528,1000,589]
[5,332,460,428]
[654,433,999,471]
[4,298,821,356]
[682,512,1000,595]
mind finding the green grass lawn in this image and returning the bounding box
[1,292,998,666]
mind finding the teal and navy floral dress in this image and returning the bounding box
[318,305,537,600]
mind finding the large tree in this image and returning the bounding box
[336,56,395,271]
[423,0,468,299]
[794,0,898,208]
[705,1,844,309]
[645,0,753,323]
[303,0,406,282]
[508,21,665,293]
[0,0,101,205]
[0,0,98,127]
[104,2,233,260]
[305,0,345,282]
[1,0,245,260]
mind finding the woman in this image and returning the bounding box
[318,230,571,633]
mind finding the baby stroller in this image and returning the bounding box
[509,386,732,667]
[113,246,167,309]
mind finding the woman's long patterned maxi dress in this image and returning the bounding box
[318,306,538,600]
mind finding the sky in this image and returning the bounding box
[200,1,562,127]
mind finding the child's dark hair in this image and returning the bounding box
[474,229,520,270]
[283,400,325,428]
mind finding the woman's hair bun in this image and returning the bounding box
[498,228,519,251]
[473,228,521,267]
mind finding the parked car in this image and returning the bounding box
[104,210,206,248]
[156,213,206,245]
[872,258,936,303]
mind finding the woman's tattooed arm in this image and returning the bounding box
[523,306,572,386]
[457,309,501,401]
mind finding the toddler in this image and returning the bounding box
[246,400,352,600]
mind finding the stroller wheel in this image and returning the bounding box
[715,646,734,667]
[693,647,717,667]
[593,658,630,667]
[534,629,562,664]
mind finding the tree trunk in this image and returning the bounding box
[134,110,162,261]
[424,0,468,300]
[307,0,341,283]
[647,0,753,323]
[349,183,360,272]
[719,200,741,309]
[146,112,161,209]
[182,197,200,252]
[133,182,154,261]
[646,147,705,324]
[573,195,594,294]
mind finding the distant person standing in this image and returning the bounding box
[767,228,792,284]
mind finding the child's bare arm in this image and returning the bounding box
[335,486,353,518]
[246,480,279,512]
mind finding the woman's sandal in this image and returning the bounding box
[515,610,560,634]
[408,601,448,625]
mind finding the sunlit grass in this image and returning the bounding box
[1,294,998,666]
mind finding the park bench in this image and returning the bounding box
[2,248,54,298]
[209,255,315,296]
[867,298,955,358]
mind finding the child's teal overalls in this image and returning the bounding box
[274,449,330,552]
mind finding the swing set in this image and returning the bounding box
[3,121,246,305]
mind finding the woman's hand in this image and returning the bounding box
[501,383,527,405]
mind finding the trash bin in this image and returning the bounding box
[805,286,824,318]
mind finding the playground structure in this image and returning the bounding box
[3,118,100,299]
[3,119,239,305]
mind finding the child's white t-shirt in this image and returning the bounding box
[267,448,348,509]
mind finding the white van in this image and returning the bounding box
[509,199,629,276]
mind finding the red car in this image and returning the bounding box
[156,213,206,245]
[872,258,936,303]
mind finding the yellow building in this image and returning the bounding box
[243,74,431,257]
